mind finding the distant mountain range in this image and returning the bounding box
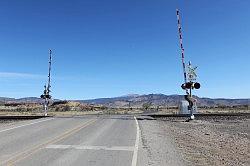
[1,94,249,107]
[0,97,58,104]
[81,94,250,107]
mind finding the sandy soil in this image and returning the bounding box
[162,116,250,166]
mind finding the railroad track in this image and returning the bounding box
[141,113,250,121]
[146,112,250,117]
[0,115,50,120]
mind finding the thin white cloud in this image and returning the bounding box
[0,72,45,79]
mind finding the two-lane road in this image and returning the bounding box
[0,115,139,166]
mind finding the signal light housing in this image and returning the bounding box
[40,94,51,99]
[181,84,186,90]
[194,82,200,89]
[181,82,201,90]
[186,82,192,89]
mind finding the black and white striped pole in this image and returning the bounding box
[176,9,189,95]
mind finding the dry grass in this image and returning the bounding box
[0,102,249,117]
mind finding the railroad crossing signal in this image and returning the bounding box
[176,9,201,120]
[181,62,200,90]
[40,50,52,116]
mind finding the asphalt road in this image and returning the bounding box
[0,115,139,166]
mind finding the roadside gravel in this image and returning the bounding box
[165,116,250,166]
[137,119,186,166]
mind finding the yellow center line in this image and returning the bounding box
[4,118,97,166]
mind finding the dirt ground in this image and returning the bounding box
[161,115,250,166]
[138,119,186,166]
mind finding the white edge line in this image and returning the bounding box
[0,118,54,133]
[132,116,140,166]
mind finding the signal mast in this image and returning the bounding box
[176,9,200,120]
[40,50,52,116]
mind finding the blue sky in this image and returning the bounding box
[0,0,249,99]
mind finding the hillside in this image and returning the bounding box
[0,94,249,108]
[81,94,250,108]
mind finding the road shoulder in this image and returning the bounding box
[137,119,186,166]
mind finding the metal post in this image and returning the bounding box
[44,98,48,116]
[189,85,194,120]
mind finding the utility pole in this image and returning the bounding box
[40,50,52,116]
[176,9,200,120]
